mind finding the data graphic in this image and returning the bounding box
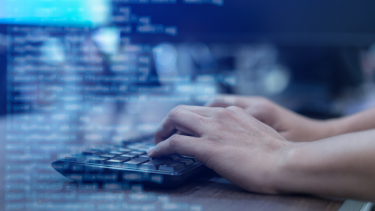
[4,1,230,210]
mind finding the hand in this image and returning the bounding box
[147,105,291,194]
[206,95,339,142]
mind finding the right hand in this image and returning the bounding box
[148,105,291,194]
[206,95,339,142]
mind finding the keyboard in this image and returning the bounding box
[51,137,207,188]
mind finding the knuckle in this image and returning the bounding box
[196,140,219,168]
[196,115,207,127]
[168,134,181,148]
[205,135,217,143]
[246,98,276,120]
[168,106,184,118]
[215,107,230,116]
[197,116,211,129]
[227,105,243,113]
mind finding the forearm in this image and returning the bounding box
[275,129,375,201]
[330,108,375,135]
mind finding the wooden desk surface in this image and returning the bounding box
[0,163,344,211]
[142,175,344,211]
[0,117,345,211]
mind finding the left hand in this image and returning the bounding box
[206,95,339,142]
[147,105,292,194]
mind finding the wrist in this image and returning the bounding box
[271,141,333,195]
[265,140,298,194]
[270,142,310,194]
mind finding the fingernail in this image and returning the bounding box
[147,145,161,155]
[156,124,163,132]
[147,147,155,155]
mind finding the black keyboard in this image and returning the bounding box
[51,138,207,188]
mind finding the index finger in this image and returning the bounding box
[154,107,208,145]
[205,95,264,109]
[205,95,237,107]
[148,134,200,158]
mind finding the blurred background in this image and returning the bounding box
[1,0,375,210]
[1,0,375,121]
[1,0,375,150]
[2,0,375,162]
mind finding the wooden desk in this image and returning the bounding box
[0,160,346,211]
[142,175,345,211]
[0,116,363,211]
[0,175,345,211]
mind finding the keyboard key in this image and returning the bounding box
[109,151,124,155]
[161,155,180,161]
[82,151,101,156]
[105,158,130,166]
[154,157,172,163]
[88,158,107,164]
[123,158,149,169]
[132,148,148,152]
[180,155,197,162]
[99,154,117,159]
[120,154,138,159]
[139,155,153,160]
[159,162,185,172]
[127,145,140,150]
[111,157,132,162]
[176,158,194,166]
[153,158,173,163]
[88,150,108,155]
[129,151,146,155]
[140,159,169,170]
[118,148,131,153]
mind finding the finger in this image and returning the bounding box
[205,95,237,107]
[222,97,277,125]
[226,105,270,130]
[226,105,259,124]
[244,100,279,126]
[154,108,207,145]
[232,96,271,109]
[206,95,267,109]
[209,98,278,129]
[173,105,216,117]
[148,134,200,158]
[226,105,246,114]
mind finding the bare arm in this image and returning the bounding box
[333,108,375,134]
[148,105,375,201]
[207,95,375,142]
[277,129,375,201]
